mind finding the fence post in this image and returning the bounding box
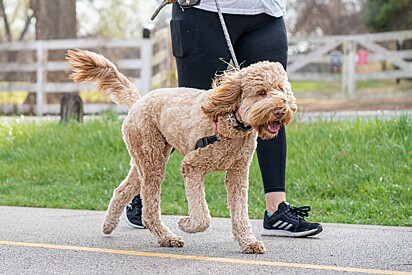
[341,38,348,96]
[346,39,357,99]
[140,36,153,95]
[36,41,47,116]
[341,38,357,99]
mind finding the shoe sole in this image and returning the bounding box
[123,208,146,229]
[261,224,323,237]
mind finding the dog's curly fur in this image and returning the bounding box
[67,49,297,254]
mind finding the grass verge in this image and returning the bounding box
[0,115,410,226]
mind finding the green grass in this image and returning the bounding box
[356,79,412,92]
[291,79,412,94]
[290,81,340,93]
[0,115,411,226]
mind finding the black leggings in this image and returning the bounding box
[171,5,288,193]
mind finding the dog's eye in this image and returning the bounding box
[257,90,266,96]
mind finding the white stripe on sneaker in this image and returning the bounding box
[278,222,289,229]
[272,220,283,228]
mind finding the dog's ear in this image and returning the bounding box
[201,71,242,121]
[284,80,298,113]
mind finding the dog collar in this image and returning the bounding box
[228,112,252,132]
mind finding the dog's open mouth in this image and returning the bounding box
[264,121,282,134]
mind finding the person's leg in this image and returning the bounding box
[265,192,286,215]
[259,127,287,214]
[235,14,322,237]
[235,15,288,215]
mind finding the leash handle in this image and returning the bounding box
[151,0,201,21]
[151,0,168,21]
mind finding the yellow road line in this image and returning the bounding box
[1,240,410,275]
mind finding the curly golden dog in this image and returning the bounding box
[67,49,297,254]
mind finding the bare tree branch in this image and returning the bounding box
[290,0,367,35]
[18,12,34,41]
[0,0,12,41]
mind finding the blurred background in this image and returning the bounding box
[0,0,411,115]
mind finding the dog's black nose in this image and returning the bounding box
[273,108,286,119]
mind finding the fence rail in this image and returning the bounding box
[0,29,411,115]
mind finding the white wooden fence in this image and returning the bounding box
[0,29,411,115]
[0,28,172,115]
[288,30,412,98]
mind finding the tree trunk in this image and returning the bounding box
[60,94,83,123]
[30,0,76,40]
[26,0,77,106]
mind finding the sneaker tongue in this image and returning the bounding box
[278,201,290,212]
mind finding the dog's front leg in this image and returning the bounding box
[225,167,265,254]
[178,158,211,234]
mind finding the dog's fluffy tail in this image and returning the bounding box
[66,49,140,109]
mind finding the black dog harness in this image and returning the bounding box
[195,135,219,149]
[195,113,252,150]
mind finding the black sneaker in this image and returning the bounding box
[124,194,146,229]
[262,202,322,237]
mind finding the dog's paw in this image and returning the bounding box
[102,220,117,235]
[178,217,210,233]
[158,236,185,247]
[241,241,266,254]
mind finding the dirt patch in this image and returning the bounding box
[298,95,412,112]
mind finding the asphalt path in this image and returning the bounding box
[0,206,411,275]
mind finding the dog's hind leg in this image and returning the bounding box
[138,152,184,247]
[225,167,265,254]
[125,123,184,247]
[102,163,141,234]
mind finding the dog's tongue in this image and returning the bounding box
[268,121,280,133]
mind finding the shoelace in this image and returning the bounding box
[290,205,311,219]
[127,197,142,211]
